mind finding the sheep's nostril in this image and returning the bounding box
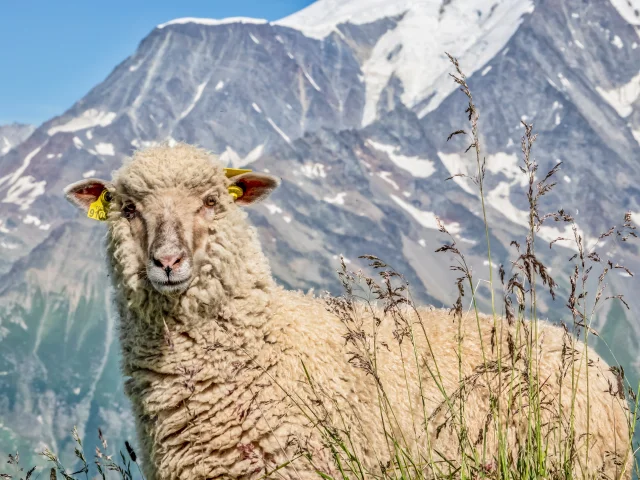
[153,254,184,271]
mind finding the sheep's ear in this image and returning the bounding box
[63,178,112,211]
[230,172,280,206]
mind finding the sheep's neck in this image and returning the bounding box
[117,259,282,479]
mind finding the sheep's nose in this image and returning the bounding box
[153,254,182,274]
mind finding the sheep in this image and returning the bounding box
[63,143,632,479]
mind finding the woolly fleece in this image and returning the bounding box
[86,144,630,479]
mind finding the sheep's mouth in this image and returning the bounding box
[151,277,192,294]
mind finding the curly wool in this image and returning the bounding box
[103,144,631,479]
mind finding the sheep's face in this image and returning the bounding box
[63,144,280,296]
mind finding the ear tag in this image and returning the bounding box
[224,168,252,178]
[87,189,112,222]
[228,185,244,200]
[224,168,252,201]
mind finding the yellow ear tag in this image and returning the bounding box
[224,168,252,178]
[228,185,244,200]
[224,168,252,201]
[87,189,111,222]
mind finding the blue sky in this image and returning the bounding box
[0,0,315,126]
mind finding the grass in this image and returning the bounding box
[2,54,639,480]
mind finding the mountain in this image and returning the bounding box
[1,0,640,467]
[0,123,35,156]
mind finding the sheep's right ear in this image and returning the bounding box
[63,178,112,212]
[230,172,280,206]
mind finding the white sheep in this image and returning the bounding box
[64,143,631,479]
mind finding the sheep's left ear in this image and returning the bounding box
[63,178,112,211]
[230,172,280,206]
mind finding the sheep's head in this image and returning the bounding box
[63,144,279,295]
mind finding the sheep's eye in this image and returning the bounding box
[123,202,137,219]
[204,194,218,208]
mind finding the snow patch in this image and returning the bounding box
[437,152,475,194]
[266,117,292,145]
[158,17,268,29]
[249,33,260,44]
[23,215,42,226]
[300,163,327,179]
[73,137,84,149]
[391,194,461,234]
[610,0,640,25]
[215,80,225,91]
[131,139,158,149]
[219,146,242,166]
[95,143,115,156]
[179,81,208,120]
[575,39,585,49]
[23,215,49,230]
[481,65,492,76]
[83,170,96,178]
[596,70,640,117]
[1,137,11,155]
[557,72,571,89]
[301,67,321,91]
[459,237,478,245]
[612,35,624,48]
[487,181,528,228]
[486,181,587,252]
[323,192,347,205]
[86,130,93,140]
[378,171,400,190]
[0,145,45,189]
[484,152,526,186]
[243,144,265,165]
[264,203,283,215]
[368,140,436,177]
[252,103,262,113]
[2,176,46,210]
[564,175,572,183]
[537,224,585,251]
[48,109,117,135]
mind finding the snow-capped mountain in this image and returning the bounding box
[1,0,640,466]
[278,0,536,124]
[0,123,35,156]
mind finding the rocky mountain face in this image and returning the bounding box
[0,123,35,156]
[1,0,640,466]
